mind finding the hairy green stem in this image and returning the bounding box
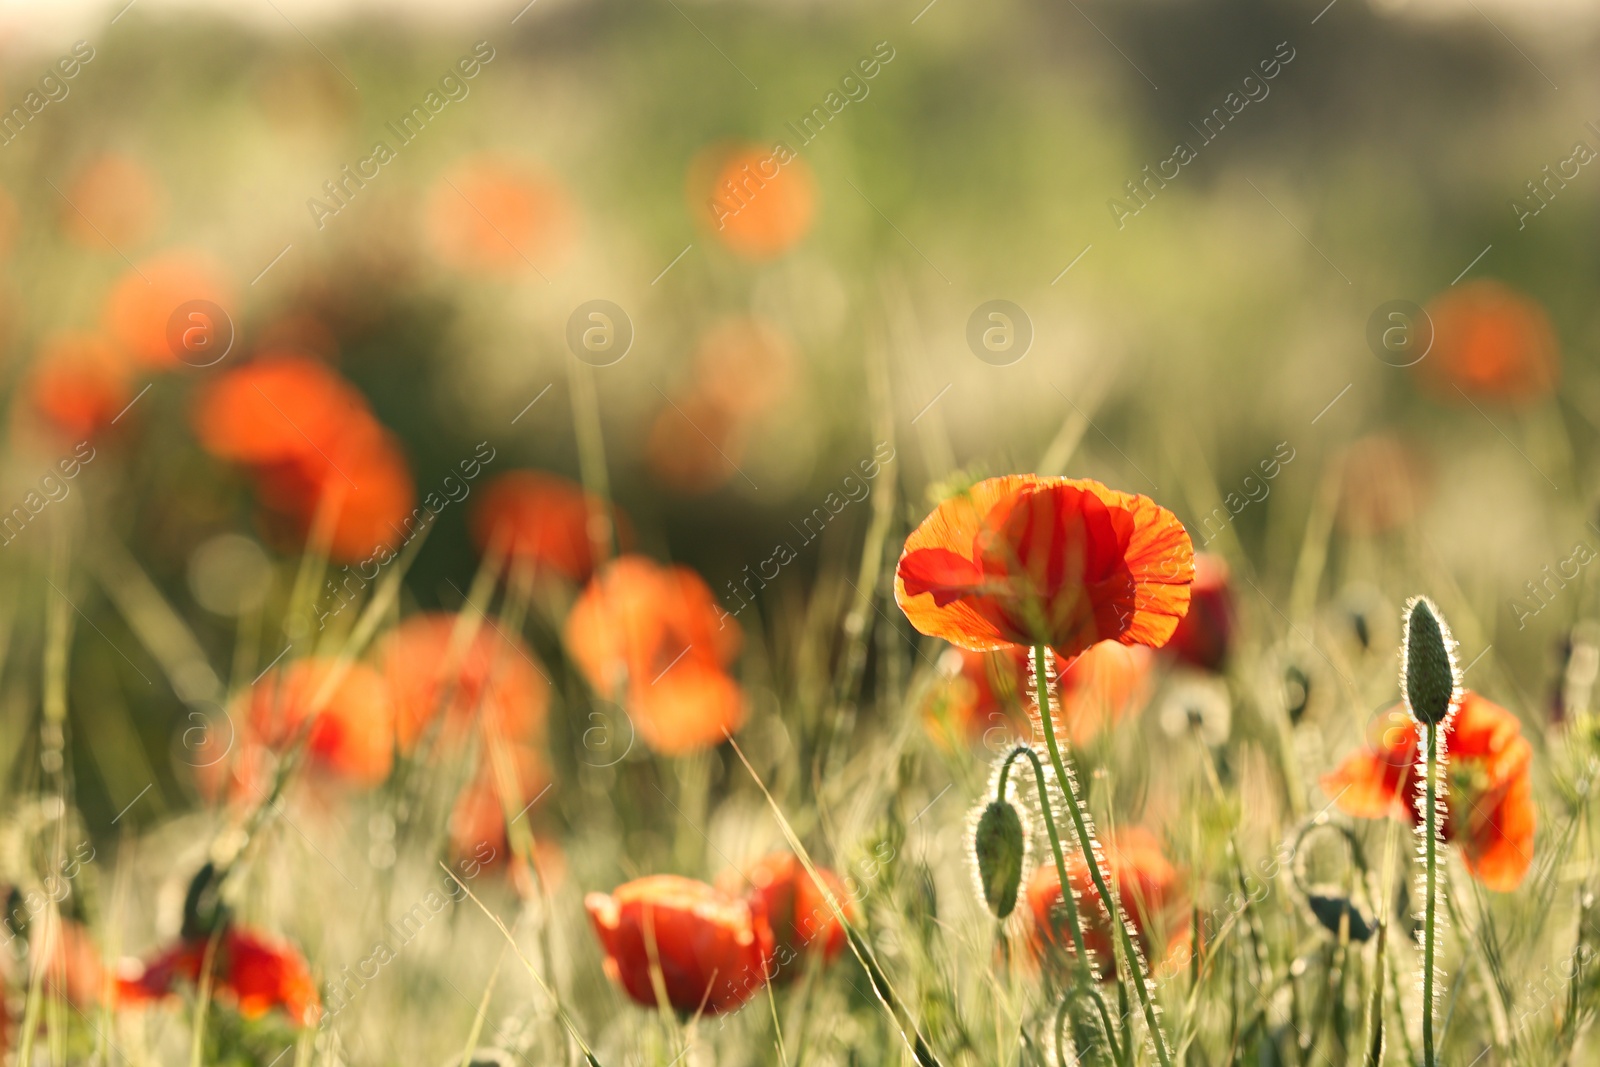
[1033,644,1174,1067]
[999,744,1090,964]
[1422,720,1439,1067]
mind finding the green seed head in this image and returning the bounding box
[1401,596,1460,726]
[972,799,1026,919]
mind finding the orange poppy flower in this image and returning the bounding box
[1421,280,1558,405]
[244,658,395,787]
[103,249,233,369]
[717,853,851,980]
[446,773,565,896]
[62,153,164,250]
[586,875,774,1015]
[692,143,816,260]
[194,356,415,562]
[193,356,369,465]
[932,641,1149,748]
[1164,553,1233,672]
[427,156,577,274]
[470,471,622,582]
[378,612,549,752]
[117,926,319,1025]
[924,646,1031,748]
[1338,434,1429,536]
[1321,690,1535,891]
[1026,827,1190,981]
[645,387,747,495]
[21,331,132,441]
[565,556,745,754]
[1039,640,1153,745]
[690,318,795,417]
[896,476,1194,662]
[30,918,106,1009]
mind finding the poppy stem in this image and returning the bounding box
[999,744,1090,964]
[1422,719,1439,1067]
[1032,644,1173,1067]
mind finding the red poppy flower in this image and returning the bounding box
[896,476,1194,662]
[565,556,745,754]
[1042,640,1153,744]
[1026,827,1190,981]
[924,646,1031,748]
[193,357,369,465]
[1164,553,1232,672]
[21,331,132,441]
[447,773,565,896]
[377,612,549,752]
[62,153,165,250]
[1421,280,1558,405]
[645,388,747,495]
[29,918,106,1009]
[690,318,795,417]
[117,926,319,1025]
[194,356,415,562]
[103,250,233,369]
[243,658,395,787]
[427,156,577,274]
[692,143,816,260]
[470,471,622,582]
[1321,690,1535,891]
[717,853,851,979]
[932,641,1150,748]
[586,875,774,1015]
[1338,434,1429,536]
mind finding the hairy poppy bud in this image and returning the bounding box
[972,799,1025,919]
[1307,893,1375,943]
[1402,596,1459,726]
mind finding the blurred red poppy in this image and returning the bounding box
[1338,434,1429,536]
[103,250,233,369]
[645,388,746,495]
[1026,827,1190,980]
[117,926,319,1025]
[692,143,816,260]
[470,471,623,582]
[243,658,395,788]
[924,646,1030,748]
[896,476,1194,661]
[378,612,549,752]
[586,875,774,1014]
[690,318,795,417]
[718,853,851,979]
[29,918,106,1009]
[21,331,132,441]
[194,356,415,562]
[1421,280,1558,405]
[1164,553,1232,672]
[565,555,745,754]
[1041,639,1153,745]
[62,152,165,250]
[1321,690,1535,891]
[427,156,577,274]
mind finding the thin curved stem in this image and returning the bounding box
[1055,985,1123,1067]
[1033,644,1174,1067]
[1422,720,1439,1067]
[1000,744,1090,963]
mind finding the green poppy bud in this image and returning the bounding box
[1402,596,1459,726]
[972,799,1025,919]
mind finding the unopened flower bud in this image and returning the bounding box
[1402,596,1459,726]
[972,799,1025,920]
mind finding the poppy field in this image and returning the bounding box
[0,0,1596,1064]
